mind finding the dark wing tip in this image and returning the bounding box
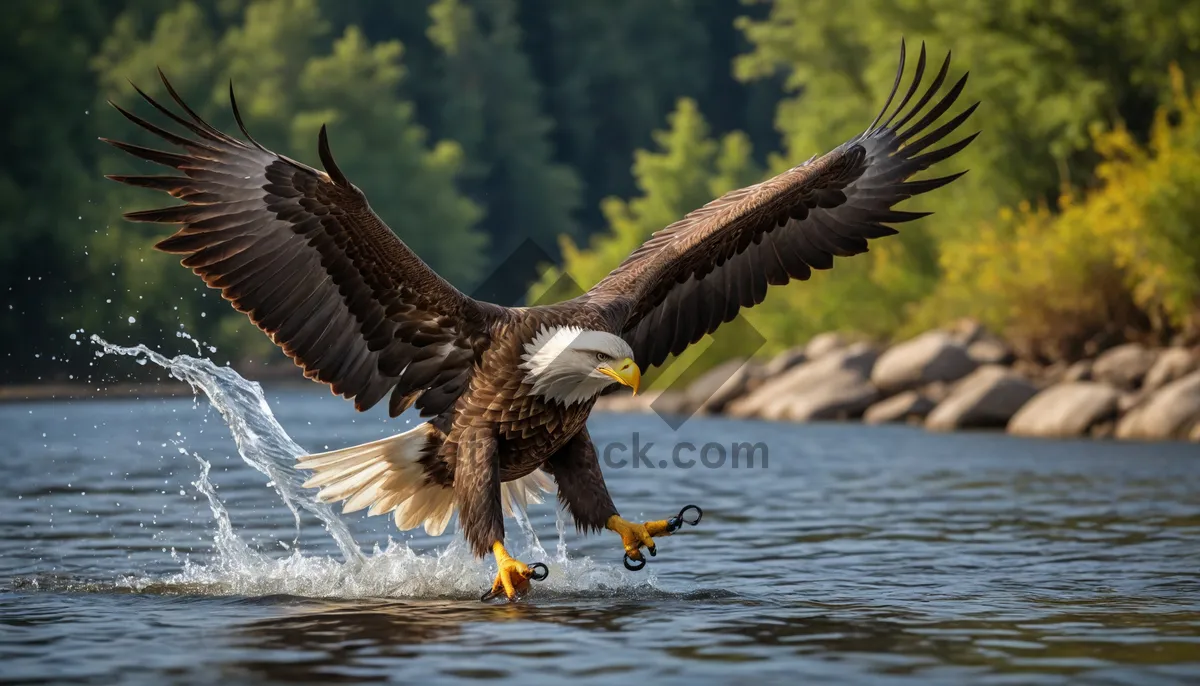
[228,80,267,152]
[318,124,351,188]
[866,39,907,132]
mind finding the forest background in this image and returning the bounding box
[5,0,1200,385]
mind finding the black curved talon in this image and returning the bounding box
[528,562,550,581]
[623,552,647,571]
[666,504,704,533]
[479,562,551,602]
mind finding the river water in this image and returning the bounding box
[1,341,1198,685]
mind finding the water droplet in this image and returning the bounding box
[127,316,136,324]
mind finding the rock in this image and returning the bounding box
[779,375,879,421]
[1007,382,1121,438]
[871,331,978,393]
[595,389,691,415]
[1041,361,1069,386]
[926,365,1039,431]
[1142,347,1198,393]
[760,347,808,378]
[864,391,936,424]
[947,317,986,344]
[1118,391,1147,414]
[1115,371,1200,440]
[920,381,955,403]
[1011,359,1047,382]
[967,337,1015,366]
[1063,359,1093,383]
[594,391,654,414]
[804,332,847,360]
[727,342,878,420]
[1091,343,1158,390]
[650,390,693,417]
[684,358,750,413]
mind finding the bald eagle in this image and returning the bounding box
[105,41,975,600]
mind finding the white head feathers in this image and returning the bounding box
[519,326,637,405]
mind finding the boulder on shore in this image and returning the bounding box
[685,358,755,414]
[1007,382,1120,438]
[805,332,847,360]
[926,365,1039,431]
[1142,347,1198,393]
[1115,371,1200,440]
[947,318,986,344]
[864,391,936,424]
[594,390,655,414]
[1091,343,1158,390]
[967,337,1015,366]
[727,343,878,421]
[871,331,978,393]
[1063,359,1093,383]
[760,347,808,378]
[779,375,879,421]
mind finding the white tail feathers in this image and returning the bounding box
[295,423,555,537]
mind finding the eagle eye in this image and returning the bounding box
[595,352,610,363]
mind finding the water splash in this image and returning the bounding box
[91,334,362,562]
[91,335,654,600]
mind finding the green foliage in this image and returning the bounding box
[6,0,1200,383]
[913,67,1200,361]
[534,98,761,297]
[427,0,579,259]
[0,1,114,377]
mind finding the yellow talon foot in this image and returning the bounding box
[482,541,544,602]
[606,506,703,570]
[606,515,672,569]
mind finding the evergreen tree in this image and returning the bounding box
[0,0,117,381]
[427,0,580,266]
[534,98,760,296]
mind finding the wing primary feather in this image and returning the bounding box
[126,80,231,149]
[902,102,979,156]
[105,174,191,194]
[99,138,190,169]
[227,81,269,153]
[107,100,215,155]
[898,72,970,144]
[157,69,230,142]
[911,131,980,170]
[866,38,906,133]
[889,50,951,134]
[895,170,968,196]
[881,42,927,130]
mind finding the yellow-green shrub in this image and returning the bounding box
[913,66,1200,359]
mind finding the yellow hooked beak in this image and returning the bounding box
[598,357,641,395]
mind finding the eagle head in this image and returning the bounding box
[519,326,641,405]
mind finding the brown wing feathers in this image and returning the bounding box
[594,41,978,369]
[104,72,496,417]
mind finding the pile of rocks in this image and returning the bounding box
[595,322,1200,441]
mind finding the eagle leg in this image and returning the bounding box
[482,540,546,602]
[605,515,671,567]
[606,504,703,571]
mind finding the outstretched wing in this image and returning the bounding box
[589,41,978,369]
[104,72,508,417]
